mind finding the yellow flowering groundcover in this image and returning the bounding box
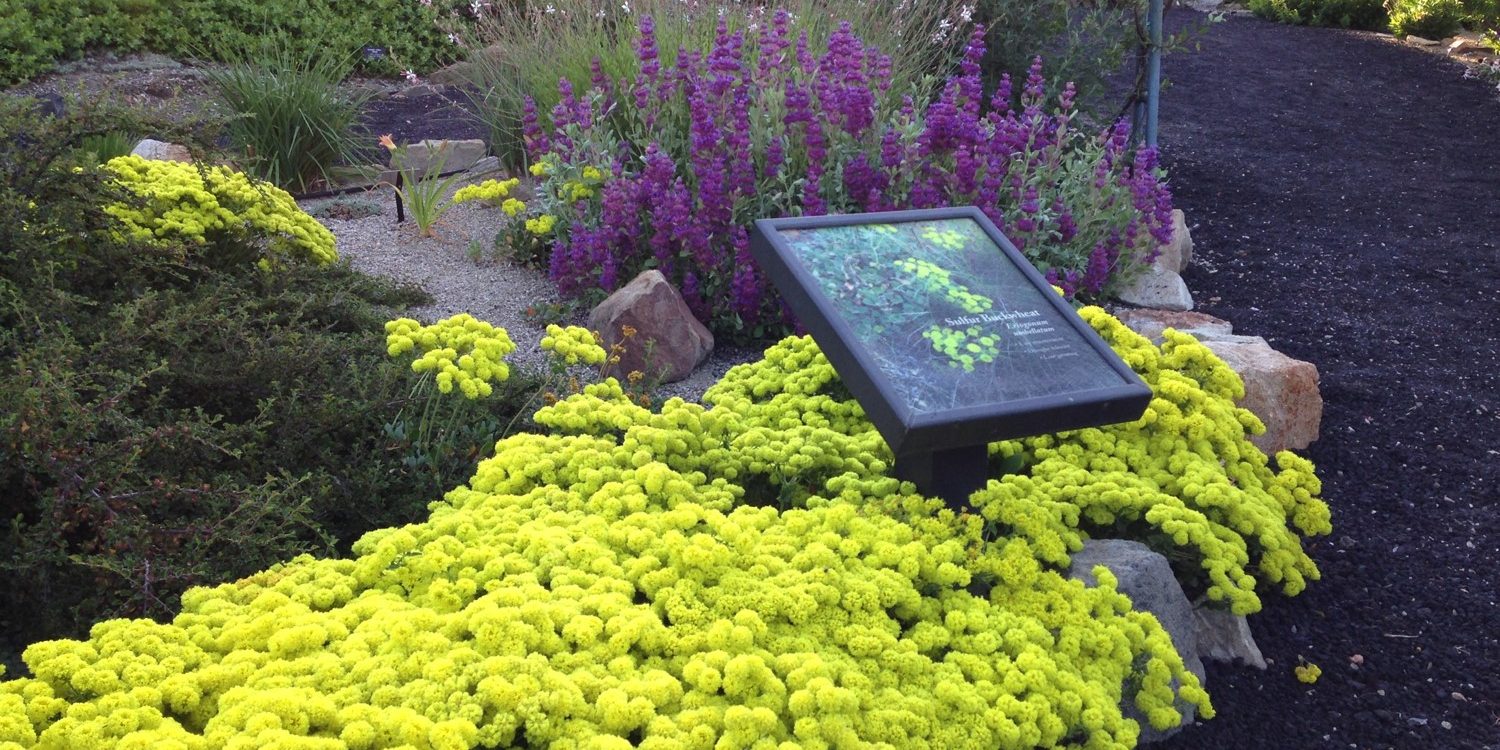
[102,155,337,269]
[0,308,1330,749]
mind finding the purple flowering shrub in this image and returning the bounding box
[514,14,1174,341]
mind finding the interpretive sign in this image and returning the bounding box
[749,207,1152,505]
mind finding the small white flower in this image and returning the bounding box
[544,3,556,12]
[959,4,974,22]
[621,1,630,13]
[448,32,460,44]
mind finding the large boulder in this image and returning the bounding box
[1201,337,1322,454]
[1068,539,1204,744]
[587,270,714,384]
[395,139,488,176]
[1117,311,1322,454]
[1115,266,1194,311]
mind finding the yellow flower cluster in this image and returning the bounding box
[384,314,517,399]
[102,155,338,268]
[524,215,557,235]
[539,324,606,367]
[971,308,1332,614]
[894,257,993,313]
[0,306,1334,748]
[1294,661,1321,684]
[452,178,521,207]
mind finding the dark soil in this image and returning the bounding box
[358,85,489,145]
[1153,11,1500,750]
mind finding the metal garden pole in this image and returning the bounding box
[1145,0,1163,148]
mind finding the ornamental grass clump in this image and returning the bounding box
[0,306,1332,748]
[200,31,371,194]
[513,17,1174,341]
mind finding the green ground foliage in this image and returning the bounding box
[0,0,478,85]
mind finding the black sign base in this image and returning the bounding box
[894,444,989,509]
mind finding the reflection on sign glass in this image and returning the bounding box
[778,217,1125,413]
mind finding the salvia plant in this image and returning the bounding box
[510,16,1175,342]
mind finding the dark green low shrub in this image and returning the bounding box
[0,99,535,661]
[1387,0,1467,36]
[1248,0,1389,28]
[0,0,484,85]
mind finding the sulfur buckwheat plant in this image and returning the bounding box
[0,307,1331,749]
[511,16,1174,342]
[102,155,337,269]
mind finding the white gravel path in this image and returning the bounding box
[305,188,763,402]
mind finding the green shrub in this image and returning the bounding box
[1465,0,1500,28]
[974,0,1146,113]
[1387,0,1467,35]
[0,0,477,85]
[0,99,535,660]
[1248,0,1389,28]
[199,31,372,193]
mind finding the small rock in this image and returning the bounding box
[1069,540,1203,743]
[1448,37,1485,55]
[1115,266,1194,311]
[402,83,445,99]
[427,60,475,86]
[588,270,715,384]
[32,92,65,118]
[1407,717,1428,727]
[1199,337,1323,453]
[1153,209,1194,274]
[130,138,192,163]
[395,139,489,176]
[1116,309,1234,345]
[1193,604,1267,670]
[468,156,502,175]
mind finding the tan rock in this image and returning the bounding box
[1406,35,1441,47]
[1154,209,1194,274]
[1447,37,1485,55]
[394,139,489,176]
[588,270,714,384]
[1201,337,1322,454]
[1116,309,1235,344]
[130,138,191,163]
[1115,266,1194,311]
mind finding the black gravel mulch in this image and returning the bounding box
[1152,11,1500,750]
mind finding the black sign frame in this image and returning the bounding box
[750,207,1152,504]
